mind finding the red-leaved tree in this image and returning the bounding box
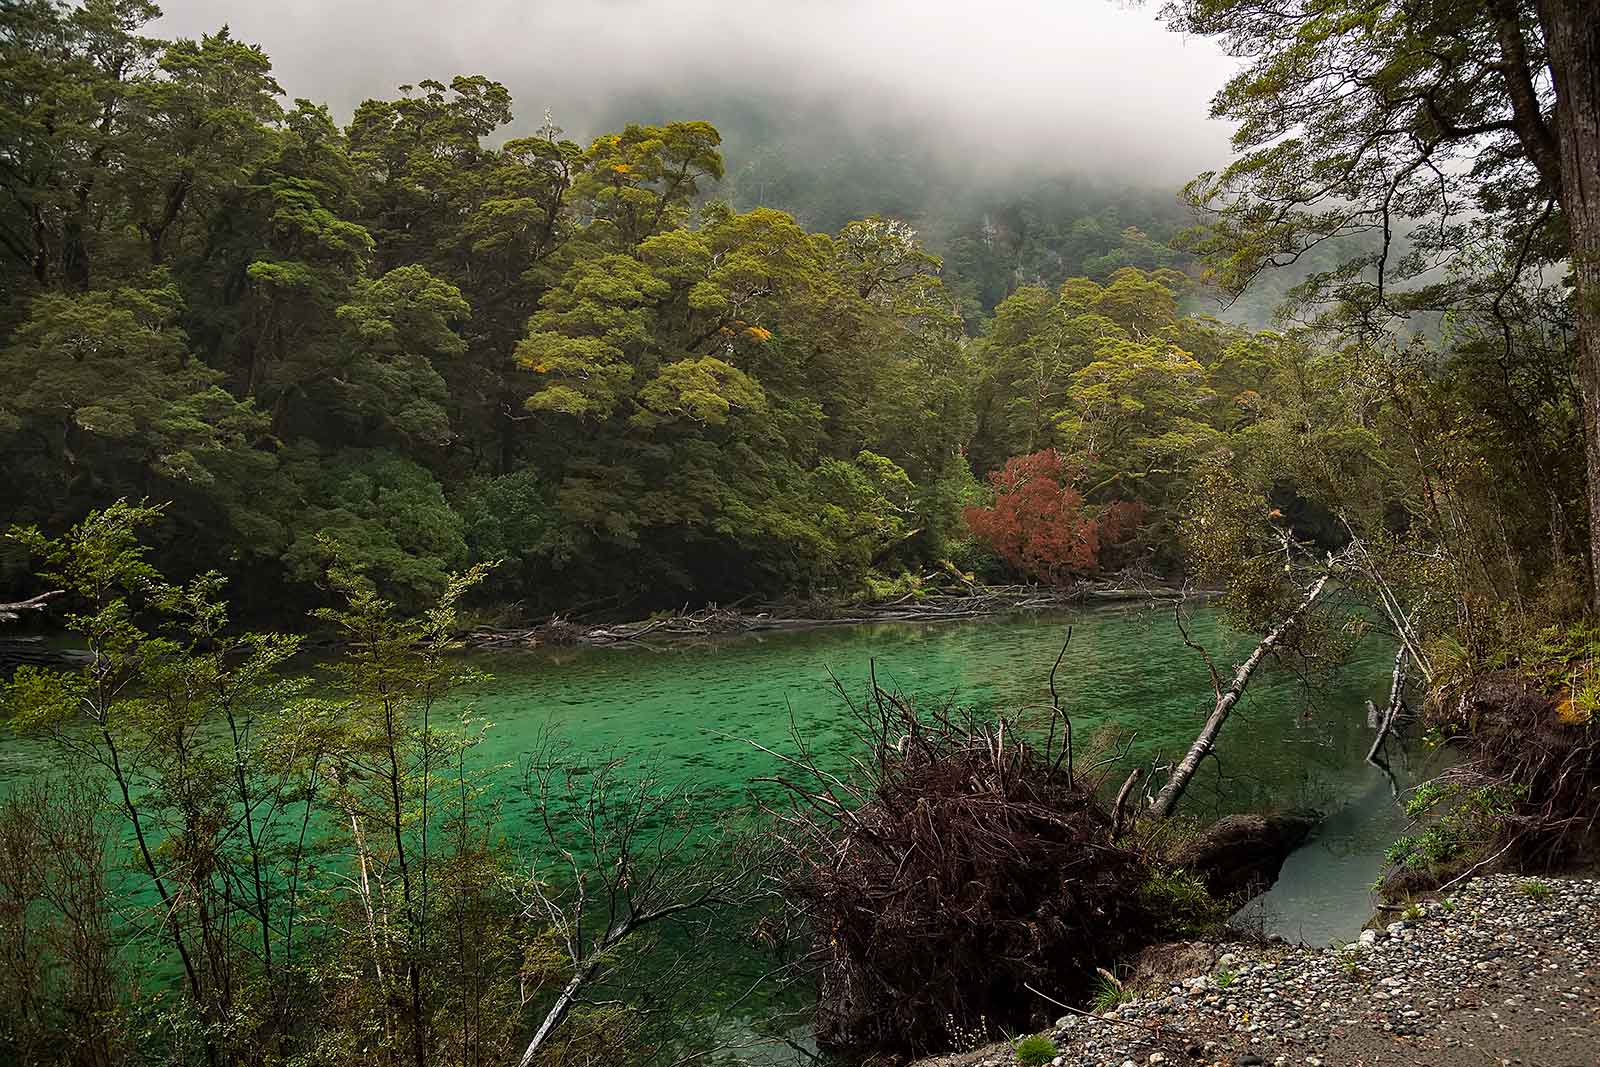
[1094,499,1148,572]
[964,450,1101,585]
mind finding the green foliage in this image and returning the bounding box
[1090,975,1135,1012]
[1138,868,1233,939]
[1013,1033,1058,1067]
[277,447,470,608]
[0,1,1363,617]
[0,283,269,500]
[1387,781,1528,874]
[3,502,722,1064]
[1520,879,1552,901]
[1,0,1587,677]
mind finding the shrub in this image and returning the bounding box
[1014,1034,1057,1067]
[1387,666,1600,894]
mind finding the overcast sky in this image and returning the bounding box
[151,0,1241,183]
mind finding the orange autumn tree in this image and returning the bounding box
[964,450,1146,584]
[964,450,1100,584]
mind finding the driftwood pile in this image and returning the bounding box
[765,686,1163,1055]
[468,582,1198,650]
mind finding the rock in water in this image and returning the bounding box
[1170,811,1321,898]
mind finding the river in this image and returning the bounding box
[457,601,1426,948]
[0,600,1430,1055]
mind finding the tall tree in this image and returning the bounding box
[1163,0,1600,603]
[0,0,162,291]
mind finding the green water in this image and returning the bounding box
[436,601,1427,1054]
[459,601,1425,944]
[0,602,1429,1052]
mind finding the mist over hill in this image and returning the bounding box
[149,0,1252,322]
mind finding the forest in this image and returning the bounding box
[2,0,1599,1064]
[0,0,1322,619]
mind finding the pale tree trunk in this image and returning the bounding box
[1149,573,1330,819]
[1367,645,1409,764]
[1536,0,1600,606]
[0,590,63,621]
[516,957,603,1067]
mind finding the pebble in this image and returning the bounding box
[916,876,1600,1067]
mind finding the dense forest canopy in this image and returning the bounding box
[2,0,1594,641]
[0,0,1280,619]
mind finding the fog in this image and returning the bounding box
[152,0,1240,186]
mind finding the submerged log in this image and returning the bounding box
[0,637,93,669]
[1149,573,1331,818]
[1171,811,1321,898]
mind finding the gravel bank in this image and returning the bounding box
[917,875,1600,1067]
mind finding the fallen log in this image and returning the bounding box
[0,589,64,622]
[1149,572,1332,819]
[465,581,1216,651]
[1367,645,1409,763]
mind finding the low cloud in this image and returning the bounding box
[155,0,1241,185]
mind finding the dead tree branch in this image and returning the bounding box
[512,743,765,1067]
[0,589,64,622]
[1367,645,1410,764]
[1149,570,1332,819]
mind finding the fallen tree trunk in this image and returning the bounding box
[1149,572,1331,818]
[1367,645,1409,764]
[0,589,63,622]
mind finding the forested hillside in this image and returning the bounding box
[0,0,1294,620]
[4,0,1593,643]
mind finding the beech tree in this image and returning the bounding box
[1163,0,1600,603]
[963,450,1102,584]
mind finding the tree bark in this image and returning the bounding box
[1367,645,1408,764]
[1535,0,1600,606]
[1149,573,1330,818]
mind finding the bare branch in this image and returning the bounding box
[0,589,65,622]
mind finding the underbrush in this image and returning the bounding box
[1385,630,1600,893]
[765,689,1233,1057]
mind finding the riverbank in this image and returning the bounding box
[919,874,1599,1067]
[466,581,1210,649]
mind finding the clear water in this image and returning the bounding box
[0,601,1430,1048]
[456,602,1427,946]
